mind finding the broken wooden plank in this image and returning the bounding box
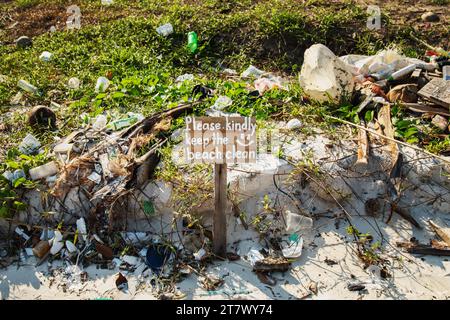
[378,104,399,163]
[418,78,450,109]
[401,103,450,117]
[379,104,403,200]
[429,219,450,247]
[356,122,369,167]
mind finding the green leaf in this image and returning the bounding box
[364,110,374,123]
[407,137,419,144]
[13,201,27,211]
[404,127,418,138]
[395,120,411,129]
[13,177,27,188]
[112,92,125,99]
[6,161,20,169]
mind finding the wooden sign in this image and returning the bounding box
[184,116,256,256]
[184,116,256,164]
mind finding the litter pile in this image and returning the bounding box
[1,34,449,299]
[300,43,449,156]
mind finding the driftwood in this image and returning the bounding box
[391,203,422,229]
[397,241,450,256]
[429,219,450,247]
[401,103,450,117]
[356,121,369,166]
[253,257,291,273]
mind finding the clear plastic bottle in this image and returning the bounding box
[444,66,450,81]
[17,79,38,94]
[387,64,416,81]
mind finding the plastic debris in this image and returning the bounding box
[387,64,416,81]
[300,44,355,102]
[3,169,25,183]
[223,68,237,75]
[65,240,78,254]
[95,76,110,93]
[145,243,172,274]
[101,0,114,5]
[87,171,102,184]
[92,114,108,131]
[443,66,450,81]
[241,65,265,78]
[120,232,151,244]
[40,229,54,241]
[254,76,285,94]
[211,96,233,111]
[193,248,207,261]
[50,231,64,255]
[175,73,194,83]
[108,115,139,131]
[15,227,30,241]
[76,218,88,242]
[246,248,265,266]
[187,31,198,53]
[19,134,41,155]
[122,255,140,266]
[17,79,39,95]
[341,49,435,76]
[143,200,155,216]
[156,23,174,37]
[39,51,53,62]
[281,234,304,259]
[2,171,14,182]
[68,77,80,89]
[286,118,302,130]
[285,210,313,233]
[29,162,58,181]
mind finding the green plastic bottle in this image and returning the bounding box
[187,31,198,53]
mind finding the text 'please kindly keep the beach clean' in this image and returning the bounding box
[184,116,256,164]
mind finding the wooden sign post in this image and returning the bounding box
[214,163,227,256]
[184,116,256,257]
